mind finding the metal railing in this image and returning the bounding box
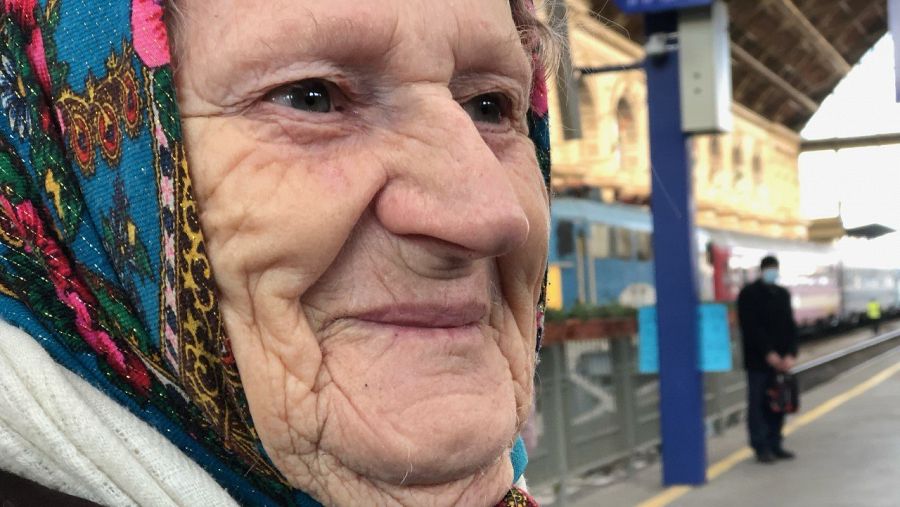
[525,323,900,505]
[526,333,747,505]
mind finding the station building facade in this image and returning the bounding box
[548,0,808,240]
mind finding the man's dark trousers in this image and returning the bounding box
[746,369,785,455]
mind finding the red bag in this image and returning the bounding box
[767,373,799,414]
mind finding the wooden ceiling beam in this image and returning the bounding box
[731,43,819,113]
[839,1,884,43]
[765,0,851,75]
[751,85,780,111]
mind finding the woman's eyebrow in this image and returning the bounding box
[455,42,533,91]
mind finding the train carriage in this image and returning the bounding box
[549,198,900,331]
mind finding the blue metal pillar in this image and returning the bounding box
[644,11,707,485]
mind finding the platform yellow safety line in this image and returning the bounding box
[635,359,900,507]
[635,486,692,507]
[706,448,753,480]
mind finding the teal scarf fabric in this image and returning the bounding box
[0,1,550,505]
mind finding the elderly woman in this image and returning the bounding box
[0,0,552,505]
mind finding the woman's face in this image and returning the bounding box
[175,0,549,504]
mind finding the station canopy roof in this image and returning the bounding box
[590,0,887,131]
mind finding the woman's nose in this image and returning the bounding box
[374,98,530,261]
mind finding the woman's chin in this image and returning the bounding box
[315,331,521,486]
[326,392,518,486]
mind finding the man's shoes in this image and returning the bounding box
[772,448,795,460]
[755,451,776,464]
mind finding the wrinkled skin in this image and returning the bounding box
[174,1,549,505]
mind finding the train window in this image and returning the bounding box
[556,220,575,258]
[589,224,611,258]
[636,232,653,261]
[612,227,633,259]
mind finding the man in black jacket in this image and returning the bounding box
[737,255,798,463]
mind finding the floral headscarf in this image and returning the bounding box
[0,0,550,505]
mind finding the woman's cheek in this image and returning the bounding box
[498,141,550,293]
[496,140,546,426]
[187,117,386,283]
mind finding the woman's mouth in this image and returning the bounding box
[356,301,486,327]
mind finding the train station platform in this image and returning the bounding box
[566,343,900,507]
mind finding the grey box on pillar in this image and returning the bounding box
[677,0,732,133]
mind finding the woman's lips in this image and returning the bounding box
[354,301,487,329]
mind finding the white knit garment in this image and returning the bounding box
[0,319,240,507]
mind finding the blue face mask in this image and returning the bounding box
[761,268,779,284]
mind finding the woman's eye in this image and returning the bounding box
[265,79,337,113]
[462,93,509,125]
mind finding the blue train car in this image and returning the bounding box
[548,197,900,329]
[550,198,655,309]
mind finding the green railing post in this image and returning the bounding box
[612,336,638,475]
[546,343,570,507]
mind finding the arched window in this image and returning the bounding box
[708,135,722,182]
[732,142,744,185]
[578,80,596,127]
[752,152,763,186]
[615,98,639,172]
[577,80,599,156]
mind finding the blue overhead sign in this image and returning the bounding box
[612,0,712,14]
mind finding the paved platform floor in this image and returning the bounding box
[565,345,900,507]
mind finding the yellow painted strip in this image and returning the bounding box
[634,486,692,507]
[635,359,900,507]
[706,448,753,480]
[546,264,563,310]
